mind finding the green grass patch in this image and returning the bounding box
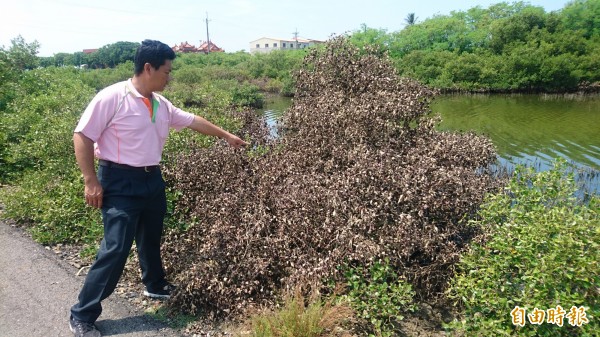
[145,305,197,330]
[245,291,353,337]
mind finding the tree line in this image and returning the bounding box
[2,0,599,94]
[351,0,600,92]
[38,41,140,69]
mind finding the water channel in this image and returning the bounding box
[262,94,600,194]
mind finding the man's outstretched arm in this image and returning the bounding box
[187,115,248,148]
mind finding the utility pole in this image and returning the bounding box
[205,12,211,54]
[292,28,299,48]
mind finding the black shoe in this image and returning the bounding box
[69,316,101,337]
[143,283,176,299]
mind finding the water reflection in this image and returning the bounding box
[431,94,600,171]
[433,94,600,194]
[262,95,292,138]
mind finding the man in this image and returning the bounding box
[69,40,247,337]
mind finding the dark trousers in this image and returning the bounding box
[71,165,167,323]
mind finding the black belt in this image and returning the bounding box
[98,159,160,172]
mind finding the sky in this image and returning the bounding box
[1,0,571,57]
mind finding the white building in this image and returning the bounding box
[249,37,323,54]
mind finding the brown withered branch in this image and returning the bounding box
[160,36,502,318]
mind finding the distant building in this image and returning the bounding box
[250,37,323,54]
[82,49,98,54]
[172,41,224,54]
[197,41,224,53]
[172,41,197,53]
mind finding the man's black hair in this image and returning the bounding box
[134,40,176,75]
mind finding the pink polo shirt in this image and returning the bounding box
[75,79,195,166]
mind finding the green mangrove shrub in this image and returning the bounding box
[446,160,599,336]
[342,259,417,336]
[0,67,101,244]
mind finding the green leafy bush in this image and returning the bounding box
[446,159,599,336]
[231,83,264,108]
[0,67,95,180]
[79,61,133,91]
[0,169,102,244]
[342,260,417,336]
[0,67,102,246]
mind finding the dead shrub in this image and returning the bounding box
[161,36,501,319]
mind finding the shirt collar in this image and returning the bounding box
[126,78,159,105]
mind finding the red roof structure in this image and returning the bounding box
[172,41,198,53]
[172,41,224,53]
[197,41,224,53]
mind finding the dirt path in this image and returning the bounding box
[0,220,183,337]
